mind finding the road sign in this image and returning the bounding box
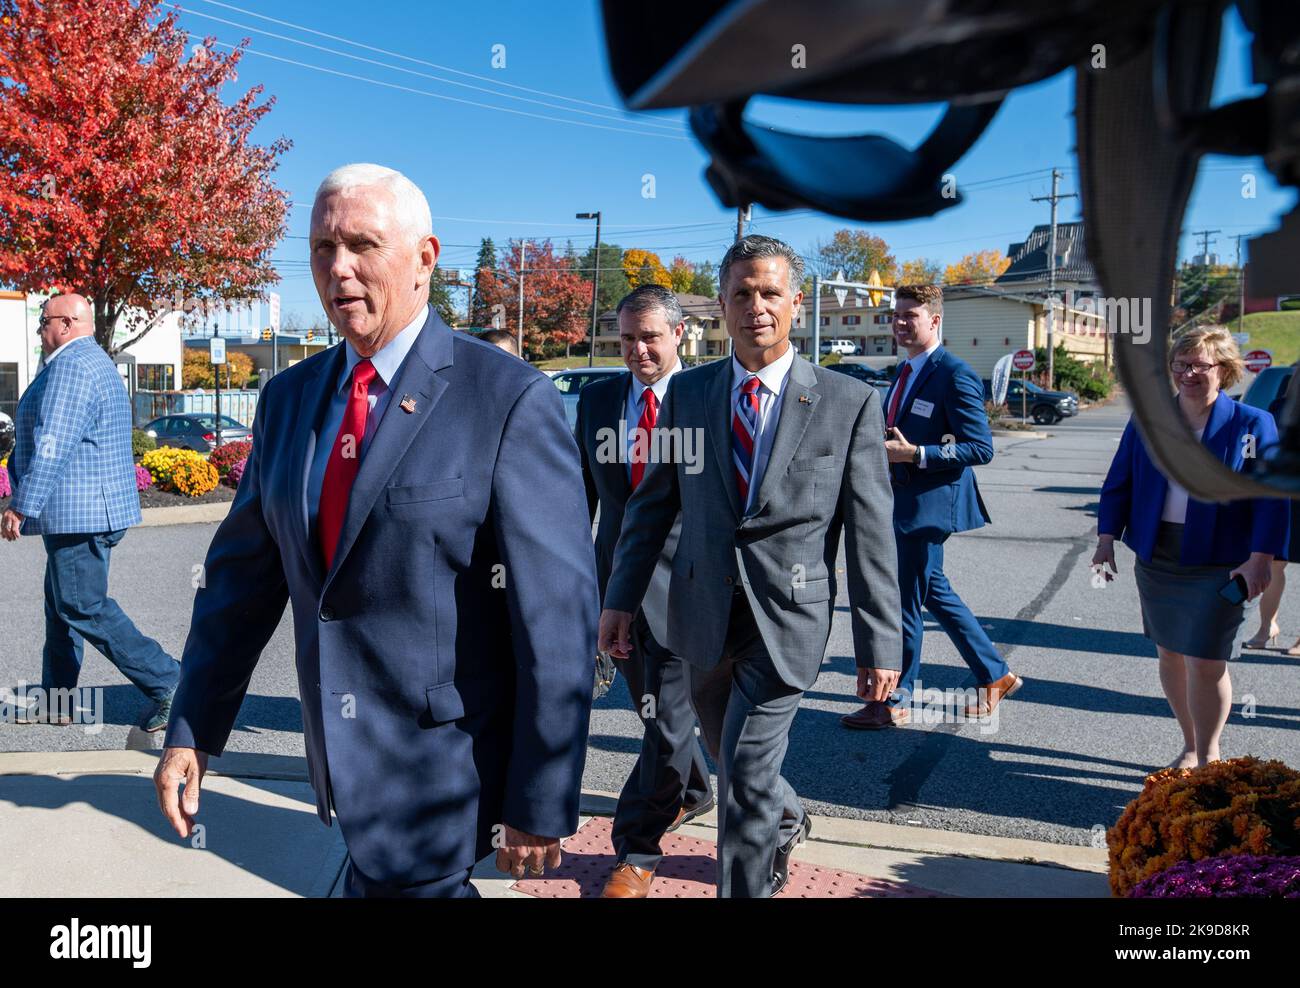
[1012,349,1035,371]
[1244,349,1272,373]
[832,269,848,308]
[1232,332,1249,345]
[268,292,281,333]
[209,337,226,365]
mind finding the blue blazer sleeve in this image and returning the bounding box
[922,363,994,471]
[9,357,96,520]
[491,376,598,839]
[1249,410,1289,557]
[1098,419,1137,538]
[165,379,290,755]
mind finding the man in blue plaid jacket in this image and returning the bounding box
[1,294,178,730]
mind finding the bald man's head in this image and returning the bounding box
[39,294,93,354]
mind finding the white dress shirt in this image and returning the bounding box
[730,343,796,511]
[623,361,680,480]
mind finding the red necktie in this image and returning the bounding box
[318,359,377,570]
[733,375,762,506]
[629,388,658,491]
[886,361,912,429]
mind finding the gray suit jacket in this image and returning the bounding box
[576,372,679,644]
[604,352,902,691]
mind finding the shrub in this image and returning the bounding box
[223,457,247,489]
[135,464,153,492]
[132,429,156,460]
[1107,757,1300,897]
[1131,854,1300,899]
[209,440,252,477]
[141,446,217,495]
[1033,343,1115,401]
[170,456,220,497]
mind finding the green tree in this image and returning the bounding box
[688,260,718,297]
[1176,262,1238,323]
[428,267,458,326]
[577,241,630,315]
[471,237,497,326]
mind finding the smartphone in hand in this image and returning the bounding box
[1218,574,1249,605]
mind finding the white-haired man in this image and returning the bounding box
[154,163,599,897]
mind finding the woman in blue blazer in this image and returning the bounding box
[1095,327,1288,771]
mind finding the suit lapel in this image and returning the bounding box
[289,343,345,588]
[748,355,820,518]
[1202,391,1236,464]
[324,309,452,588]
[898,347,944,422]
[706,358,743,521]
[602,374,632,503]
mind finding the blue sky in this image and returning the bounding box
[169,0,1296,325]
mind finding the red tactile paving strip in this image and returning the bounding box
[511,817,946,899]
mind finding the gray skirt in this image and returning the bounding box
[1133,522,1254,661]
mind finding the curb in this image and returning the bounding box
[991,429,1050,439]
[137,501,233,527]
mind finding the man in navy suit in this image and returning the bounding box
[842,284,1021,729]
[576,285,713,898]
[153,164,598,897]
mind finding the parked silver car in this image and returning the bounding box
[142,413,252,452]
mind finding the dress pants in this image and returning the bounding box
[687,590,804,898]
[40,530,179,701]
[610,611,713,871]
[342,856,479,898]
[890,533,1009,706]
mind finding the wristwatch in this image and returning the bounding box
[911,446,922,466]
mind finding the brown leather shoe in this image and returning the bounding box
[840,700,910,730]
[600,862,654,898]
[967,672,1023,717]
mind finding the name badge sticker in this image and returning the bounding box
[911,399,935,418]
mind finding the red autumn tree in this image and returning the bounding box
[475,240,593,358]
[0,0,290,354]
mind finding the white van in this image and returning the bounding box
[819,339,858,355]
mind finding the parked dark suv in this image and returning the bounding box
[984,378,1079,425]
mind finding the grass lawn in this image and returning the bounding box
[1239,311,1300,365]
[533,356,628,370]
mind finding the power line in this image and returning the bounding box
[178,5,689,134]
[192,0,670,121]
[187,35,690,141]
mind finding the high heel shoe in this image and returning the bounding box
[1244,626,1281,649]
[1286,638,1300,658]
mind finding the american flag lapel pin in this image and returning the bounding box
[798,393,811,404]
[399,394,417,414]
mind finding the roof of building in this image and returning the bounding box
[996,221,1096,287]
[598,291,722,322]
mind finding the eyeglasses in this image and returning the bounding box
[1170,361,1218,375]
[37,315,75,329]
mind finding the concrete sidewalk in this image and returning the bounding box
[0,750,1109,898]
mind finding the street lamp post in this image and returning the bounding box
[577,211,601,366]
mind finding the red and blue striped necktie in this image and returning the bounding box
[732,375,762,507]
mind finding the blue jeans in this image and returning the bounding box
[41,529,178,702]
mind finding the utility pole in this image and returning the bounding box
[516,240,527,359]
[736,204,750,243]
[1192,228,1221,262]
[1032,168,1077,388]
[577,211,601,367]
[1235,233,1246,337]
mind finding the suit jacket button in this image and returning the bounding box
[319,607,334,622]
[724,576,734,586]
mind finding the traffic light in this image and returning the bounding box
[262,328,272,342]
[306,330,314,342]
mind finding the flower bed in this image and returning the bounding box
[1131,854,1300,898]
[1108,757,1300,897]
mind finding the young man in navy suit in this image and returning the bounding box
[842,284,1022,729]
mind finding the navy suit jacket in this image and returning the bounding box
[886,346,993,539]
[1098,391,1289,565]
[165,309,599,886]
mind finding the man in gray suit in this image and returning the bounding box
[599,235,902,897]
[577,284,713,898]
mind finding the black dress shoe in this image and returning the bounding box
[771,813,812,896]
[666,795,716,832]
